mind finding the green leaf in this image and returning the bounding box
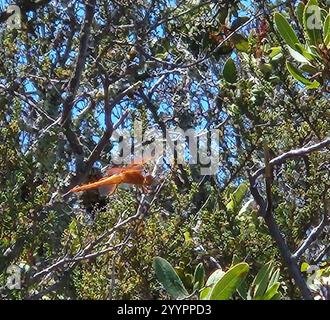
[237,278,249,300]
[301,262,310,272]
[324,13,330,48]
[271,292,282,300]
[231,34,249,52]
[69,218,78,238]
[259,62,273,77]
[303,0,323,46]
[153,257,189,299]
[306,81,321,89]
[268,268,280,289]
[250,262,274,299]
[155,52,168,60]
[274,12,300,49]
[296,2,305,26]
[262,282,280,300]
[223,58,237,84]
[286,61,320,88]
[183,273,194,290]
[193,263,205,291]
[288,46,311,63]
[200,269,224,300]
[226,183,248,212]
[209,263,249,300]
[294,43,318,60]
[174,266,193,290]
[300,63,319,74]
[184,230,192,243]
[216,6,228,25]
[269,46,282,59]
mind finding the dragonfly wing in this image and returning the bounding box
[105,157,153,177]
[122,166,144,174]
[105,167,126,177]
[99,184,118,196]
[117,183,131,190]
[131,154,155,166]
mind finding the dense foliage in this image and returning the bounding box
[0,0,329,300]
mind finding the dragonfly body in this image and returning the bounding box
[69,163,153,194]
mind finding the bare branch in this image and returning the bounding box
[251,138,330,184]
[13,91,56,122]
[314,244,330,265]
[60,0,96,125]
[293,216,327,261]
[293,189,329,261]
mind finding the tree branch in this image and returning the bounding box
[60,0,96,125]
[263,211,313,300]
[313,244,330,265]
[249,144,319,300]
[293,190,329,261]
[292,215,327,261]
[84,108,130,171]
[251,138,330,184]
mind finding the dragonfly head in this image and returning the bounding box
[144,175,153,185]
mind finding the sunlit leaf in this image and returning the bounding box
[226,183,248,212]
[294,43,319,60]
[209,263,249,300]
[262,282,280,300]
[268,268,280,289]
[269,46,282,59]
[301,262,310,272]
[288,46,311,63]
[200,269,224,300]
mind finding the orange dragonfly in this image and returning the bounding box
[69,161,154,196]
